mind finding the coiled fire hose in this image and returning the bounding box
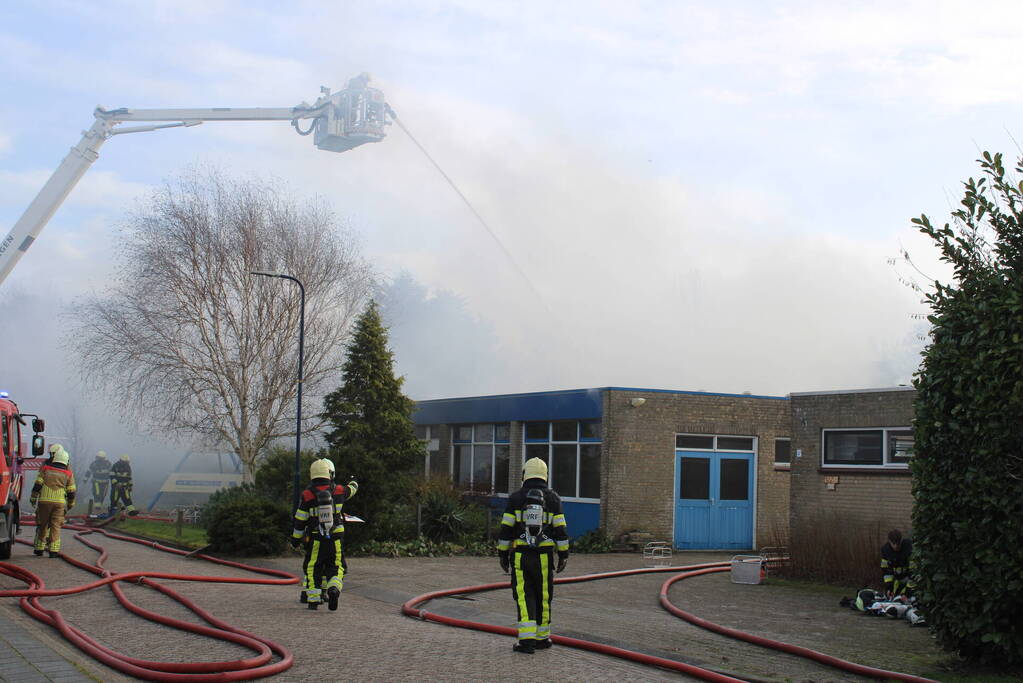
[403,561,938,683]
[0,522,298,681]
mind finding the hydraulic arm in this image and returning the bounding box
[0,75,390,286]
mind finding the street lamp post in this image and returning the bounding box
[250,271,306,513]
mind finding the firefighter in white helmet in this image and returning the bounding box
[30,444,77,557]
[497,457,570,653]
[290,458,358,610]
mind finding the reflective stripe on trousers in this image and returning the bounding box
[301,536,345,603]
[510,549,555,641]
[34,502,66,552]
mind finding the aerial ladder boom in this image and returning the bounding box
[0,74,390,286]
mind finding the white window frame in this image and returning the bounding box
[449,423,510,494]
[821,427,912,469]
[675,433,756,453]
[416,425,440,477]
[521,421,602,503]
[774,437,791,469]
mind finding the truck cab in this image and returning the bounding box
[0,393,45,559]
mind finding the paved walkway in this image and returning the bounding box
[0,527,944,682]
[0,607,98,682]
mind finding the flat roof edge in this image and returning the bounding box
[789,386,915,397]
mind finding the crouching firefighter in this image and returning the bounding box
[290,458,358,611]
[30,444,76,557]
[497,457,569,654]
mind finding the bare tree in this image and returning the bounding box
[69,169,373,479]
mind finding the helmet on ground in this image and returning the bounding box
[119,454,130,461]
[97,450,107,459]
[522,457,548,482]
[310,459,333,480]
[51,447,70,466]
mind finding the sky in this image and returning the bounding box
[2,1,1021,488]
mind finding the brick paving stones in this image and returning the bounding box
[1,528,945,682]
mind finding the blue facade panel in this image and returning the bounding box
[563,501,600,538]
[414,388,604,425]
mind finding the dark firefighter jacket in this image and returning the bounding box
[291,478,358,541]
[87,458,111,482]
[497,478,569,556]
[881,538,913,591]
[110,460,132,487]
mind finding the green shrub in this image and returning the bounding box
[351,536,496,558]
[912,151,1023,665]
[572,529,613,553]
[201,483,261,530]
[253,446,319,503]
[415,477,492,544]
[205,495,290,556]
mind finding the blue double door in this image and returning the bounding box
[674,450,753,549]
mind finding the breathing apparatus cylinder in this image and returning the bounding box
[522,489,545,548]
[315,488,334,537]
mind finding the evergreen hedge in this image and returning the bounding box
[912,152,1023,664]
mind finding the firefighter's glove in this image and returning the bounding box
[556,552,568,574]
[29,497,38,509]
[499,551,510,573]
[289,537,302,550]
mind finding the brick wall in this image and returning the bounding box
[602,389,791,548]
[789,389,915,539]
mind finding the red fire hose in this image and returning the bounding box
[0,522,298,681]
[403,561,939,683]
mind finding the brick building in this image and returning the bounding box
[788,387,915,541]
[414,387,792,548]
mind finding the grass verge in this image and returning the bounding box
[109,519,208,549]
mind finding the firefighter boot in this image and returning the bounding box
[299,590,308,604]
[47,550,59,558]
[33,549,43,556]
[327,587,340,611]
[307,600,319,610]
[513,640,535,654]
[534,639,552,650]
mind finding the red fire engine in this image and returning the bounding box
[0,391,46,559]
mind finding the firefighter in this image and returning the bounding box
[109,454,138,517]
[290,458,358,611]
[497,457,569,654]
[30,444,76,557]
[83,451,111,506]
[881,529,915,598]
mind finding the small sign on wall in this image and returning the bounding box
[824,475,840,491]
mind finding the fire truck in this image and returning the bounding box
[0,391,46,559]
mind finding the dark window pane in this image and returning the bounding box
[494,423,511,442]
[525,422,549,440]
[474,423,494,443]
[774,439,791,464]
[552,421,577,442]
[525,443,549,464]
[677,434,714,449]
[824,431,883,465]
[473,444,493,492]
[454,445,472,485]
[429,451,446,476]
[717,436,754,451]
[680,457,710,499]
[580,420,602,440]
[888,430,914,464]
[494,445,510,494]
[579,444,601,498]
[551,444,577,497]
[414,424,428,440]
[454,425,473,442]
[720,458,749,500]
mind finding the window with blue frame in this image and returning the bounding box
[522,420,601,500]
[452,423,510,493]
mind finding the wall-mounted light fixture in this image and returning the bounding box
[629,397,647,408]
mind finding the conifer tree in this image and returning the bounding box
[322,301,423,543]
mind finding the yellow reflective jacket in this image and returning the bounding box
[31,464,77,507]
